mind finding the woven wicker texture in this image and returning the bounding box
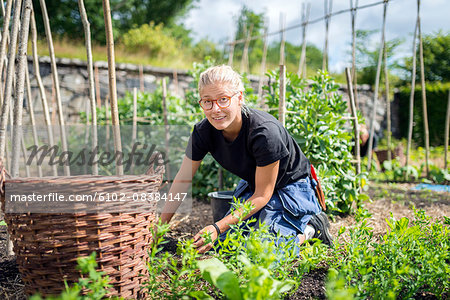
[0,158,164,299]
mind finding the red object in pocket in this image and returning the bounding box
[310,165,326,211]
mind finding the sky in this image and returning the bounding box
[184,0,450,72]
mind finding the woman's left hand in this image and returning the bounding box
[193,225,218,253]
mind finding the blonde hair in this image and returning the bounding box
[198,65,245,93]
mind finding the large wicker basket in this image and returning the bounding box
[0,158,164,298]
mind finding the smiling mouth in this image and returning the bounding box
[213,116,226,120]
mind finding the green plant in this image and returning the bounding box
[329,207,450,299]
[264,70,368,214]
[30,252,115,300]
[0,220,6,226]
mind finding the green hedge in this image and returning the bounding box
[396,82,450,146]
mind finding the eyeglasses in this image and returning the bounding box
[198,92,240,110]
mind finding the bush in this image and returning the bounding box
[122,22,180,59]
[396,82,450,146]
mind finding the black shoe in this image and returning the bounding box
[308,212,333,246]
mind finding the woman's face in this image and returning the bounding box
[199,83,243,133]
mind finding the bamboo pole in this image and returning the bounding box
[367,0,388,170]
[139,65,144,92]
[257,24,268,107]
[445,90,449,170]
[323,0,333,71]
[298,2,311,78]
[105,94,110,144]
[279,13,286,66]
[405,21,418,178]
[227,37,235,66]
[0,0,22,161]
[25,68,43,177]
[78,0,98,175]
[240,23,253,74]
[350,0,359,108]
[130,87,137,174]
[102,0,123,175]
[161,77,171,181]
[30,7,57,176]
[94,64,101,108]
[384,37,391,162]
[39,0,70,175]
[417,0,429,178]
[345,67,361,178]
[279,65,286,127]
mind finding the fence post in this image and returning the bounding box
[39,0,70,176]
[102,0,123,175]
[279,65,286,127]
[367,0,388,171]
[417,0,430,178]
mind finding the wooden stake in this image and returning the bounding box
[39,0,70,176]
[30,7,57,176]
[172,69,179,96]
[345,67,361,178]
[11,0,32,177]
[257,23,269,107]
[417,0,430,178]
[240,23,253,74]
[78,0,98,175]
[161,78,171,181]
[25,66,43,177]
[102,0,123,175]
[94,64,101,108]
[130,87,137,174]
[323,0,333,71]
[0,0,22,161]
[279,13,286,66]
[406,21,418,178]
[139,65,144,92]
[445,90,449,170]
[0,0,12,101]
[278,65,286,127]
[383,19,391,163]
[350,0,359,108]
[298,2,311,77]
[227,39,235,66]
[367,0,388,170]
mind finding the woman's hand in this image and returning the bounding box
[193,225,218,253]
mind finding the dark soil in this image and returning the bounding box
[1,184,448,299]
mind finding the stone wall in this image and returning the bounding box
[25,56,392,138]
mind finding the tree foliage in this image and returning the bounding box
[30,0,197,44]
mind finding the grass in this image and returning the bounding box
[30,38,198,70]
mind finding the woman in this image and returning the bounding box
[160,65,332,253]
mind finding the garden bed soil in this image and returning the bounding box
[1,182,449,299]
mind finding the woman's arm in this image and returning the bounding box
[160,155,201,224]
[194,160,279,253]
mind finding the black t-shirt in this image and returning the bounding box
[186,108,310,190]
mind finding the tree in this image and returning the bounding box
[353,29,402,85]
[405,30,450,82]
[29,0,197,44]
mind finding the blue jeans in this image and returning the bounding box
[217,176,322,247]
